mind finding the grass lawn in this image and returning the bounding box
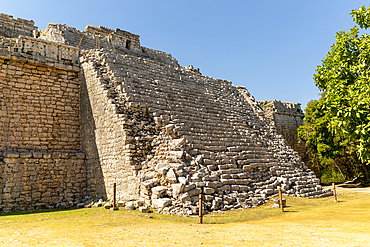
[0,187,369,246]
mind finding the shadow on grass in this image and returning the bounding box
[1,203,295,225]
[2,194,342,224]
[0,207,81,217]
[155,205,291,225]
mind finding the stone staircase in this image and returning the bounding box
[78,47,332,216]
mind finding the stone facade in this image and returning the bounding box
[0,49,80,154]
[0,14,331,214]
[0,14,37,39]
[0,20,85,211]
[258,100,306,158]
[0,151,86,212]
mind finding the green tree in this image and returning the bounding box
[299,5,370,183]
[299,100,362,182]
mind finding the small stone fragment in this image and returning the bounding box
[139,206,150,213]
[125,201,136,210]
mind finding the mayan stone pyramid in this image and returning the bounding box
[0,15,332,214]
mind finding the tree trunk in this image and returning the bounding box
[333,162,346,181]
[361,163,369,182]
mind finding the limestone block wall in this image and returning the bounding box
[80,55,142,201]
[0,13,37,38]
[0,49,81,154]
[0,151,86,212]
[0,33,86,212]
[258,100,306,158]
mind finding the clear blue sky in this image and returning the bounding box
[2,0,369,109]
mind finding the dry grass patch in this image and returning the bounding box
[1,187,369,246]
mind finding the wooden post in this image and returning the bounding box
[278,187,284,212]
[332,183,337,202]
[113,183,117,210]
[199,193,203,224]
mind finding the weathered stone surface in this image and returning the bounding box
[139,206,150,213]
[152,198,172,208]
[4,151,19,158]
[203,187,215,195]
[152,186,167,196]
[179,193,191,202]
[171,183,184,198]
[0,14,331,215]
[125,201,135,210]
[188,188,201,197]
[167,168,177,183]
[259,100,306,159]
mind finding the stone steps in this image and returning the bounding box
[77,47,331,216]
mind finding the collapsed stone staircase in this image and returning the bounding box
[78,45,332,216]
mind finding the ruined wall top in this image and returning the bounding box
[258,100,305,158]
[0,13,37,38]
[40,23,141,53]
[84,25,141,52]
[259,100,303,117]
[40,23,178,65]
[0,13,180,66]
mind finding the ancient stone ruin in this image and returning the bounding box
[258,100,306,158]
[0,14,332,215]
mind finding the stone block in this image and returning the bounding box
[141,178,159,189]
[19,152,32,158]
[4,151,19,158]
[171,183,184,198]
[166,168,177,183]
[178,176,187,184]
[32,152,43,159]
[151,186,167,195]
[231,185,240,191]
[203,187,215,194]
[184,184,196,192]
[188,188,201,197]
[51,152,61,158]
[139,206,150,213]
[43,153,52,159]
[125,201,135,210]
[204,195,213,201]
[152,198,172,208]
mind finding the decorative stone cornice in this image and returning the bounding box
[0,35,79,70]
